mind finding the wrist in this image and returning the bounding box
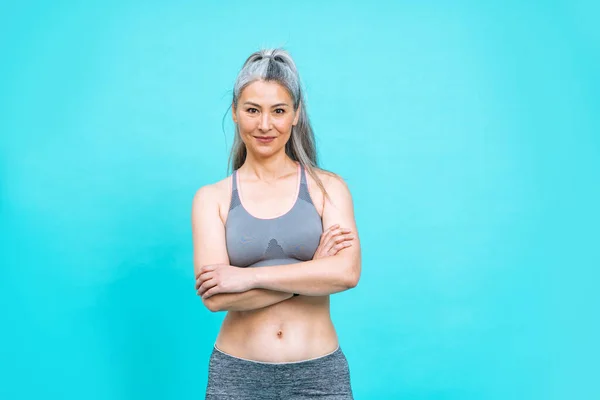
[247,266,261,290]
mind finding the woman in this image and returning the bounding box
[192,48,361,399]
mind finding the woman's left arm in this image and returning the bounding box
[250,173,361,296]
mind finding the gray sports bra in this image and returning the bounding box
[225,163,323,268]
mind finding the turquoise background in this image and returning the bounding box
[1,1,598,399]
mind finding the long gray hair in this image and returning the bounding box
[225,48,331,199]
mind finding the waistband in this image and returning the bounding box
[213,343,341,365]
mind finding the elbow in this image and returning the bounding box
[346,275,359,289]
[344,263,361,289]
[202,297,221,312]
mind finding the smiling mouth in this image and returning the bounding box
[254,136,276,142]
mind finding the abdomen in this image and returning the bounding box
[215,295,339,362]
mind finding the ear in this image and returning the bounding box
[232,102,237,124]
[292,101,301,126]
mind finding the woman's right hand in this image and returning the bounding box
[313,224,354,259]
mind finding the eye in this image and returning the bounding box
[246,108,259,114]
[274,108,285,114]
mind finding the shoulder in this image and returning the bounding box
[309,168,354,212]
[192,175,232,211]
[314,168,358,230]
[314,169,352,197]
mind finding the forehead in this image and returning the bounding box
[240,80,293,104]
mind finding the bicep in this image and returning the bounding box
[321,175,361,275]
[191,186,230,276]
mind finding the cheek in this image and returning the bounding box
[275,117,295,131]
[237,119,256,134]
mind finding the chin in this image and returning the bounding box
[251,146,280,158]
[243,137,284,155]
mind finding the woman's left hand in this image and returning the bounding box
[195,264,255,299]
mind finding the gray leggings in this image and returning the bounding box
[205,344,354,399]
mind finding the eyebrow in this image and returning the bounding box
[243,101,290,108]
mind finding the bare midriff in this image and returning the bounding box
[214,295,339,363]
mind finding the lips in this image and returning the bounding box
[255,136,276,143]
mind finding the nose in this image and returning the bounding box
[259,113,272,132]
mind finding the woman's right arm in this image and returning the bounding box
[192,184,293,312]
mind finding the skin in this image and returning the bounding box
[191,80,361,362]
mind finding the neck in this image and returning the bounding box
[241,150,297,181]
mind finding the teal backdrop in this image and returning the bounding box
[1,1,598,399]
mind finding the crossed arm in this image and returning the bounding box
[191,173,361,312]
